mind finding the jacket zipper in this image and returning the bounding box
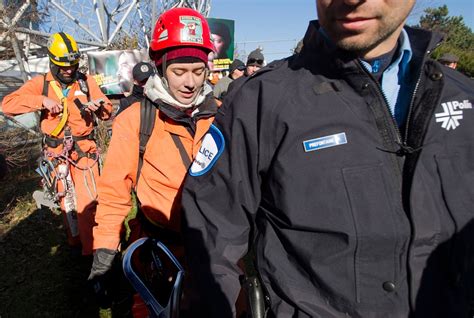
[400,42,442,312]
[358,60,427,155]
[359,56,429,313]
[357,61,404,163]
[376,79,404,145]
[403,40,442,145]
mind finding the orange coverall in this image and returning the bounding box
[92,100,215,252]
[2,72,113,255]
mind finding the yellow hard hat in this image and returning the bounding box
[47,32,81,66]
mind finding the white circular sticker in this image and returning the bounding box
[189,124,225,176]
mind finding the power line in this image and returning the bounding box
[235,39,298,44]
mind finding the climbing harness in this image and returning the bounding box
[49,80,72,137]
[35,126,100,236]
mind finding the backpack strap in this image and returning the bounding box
[38,74,50,134]
[42,74,49,96]
[136,98,156,184]
[170,133,191,167]
[77,73,91,103]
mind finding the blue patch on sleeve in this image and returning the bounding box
[189,124,225,176]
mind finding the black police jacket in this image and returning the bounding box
[181,21,474,318]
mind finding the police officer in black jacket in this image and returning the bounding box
[181,0,474,317]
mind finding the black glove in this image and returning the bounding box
[88,248,117,308]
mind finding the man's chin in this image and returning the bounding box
[58,74,74,84]
[335,35,372,52]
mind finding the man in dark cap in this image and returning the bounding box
[245,48,265,76]
[438,53,459,70]
[213,59,245,105]
[224,49,266,102]
[116,61,155,116]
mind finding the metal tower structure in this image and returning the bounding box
[0,0,212,81]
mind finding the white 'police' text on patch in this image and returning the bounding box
[303,132,347,152]
[189,124,225,176]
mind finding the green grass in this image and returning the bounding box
[0,198,99,316]
[0,170,132,317]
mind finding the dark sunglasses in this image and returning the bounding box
[247,58,263,65]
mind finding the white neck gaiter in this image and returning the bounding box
[144,74,213,110]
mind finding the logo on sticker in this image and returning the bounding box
[303,132,347,152]
[190,125,225,176]
[435,100,472,131]
[180,16,203,44]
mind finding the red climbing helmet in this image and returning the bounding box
[150,7,214,56]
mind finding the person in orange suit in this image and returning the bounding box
[2,32,113,256]
[88,7,217,317]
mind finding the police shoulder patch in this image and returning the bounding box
[189,124,225,176]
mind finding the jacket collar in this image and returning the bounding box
[155,93,218,136]
[299,20,443,74]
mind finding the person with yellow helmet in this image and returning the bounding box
[48,32,81,66]
[2,32,113,257]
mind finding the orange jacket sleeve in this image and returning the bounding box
[86,75,113,121]
[2,75,46,115]
[93,103,141,250]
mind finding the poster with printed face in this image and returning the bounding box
[207,18,235,71]
[87,49,148,95]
